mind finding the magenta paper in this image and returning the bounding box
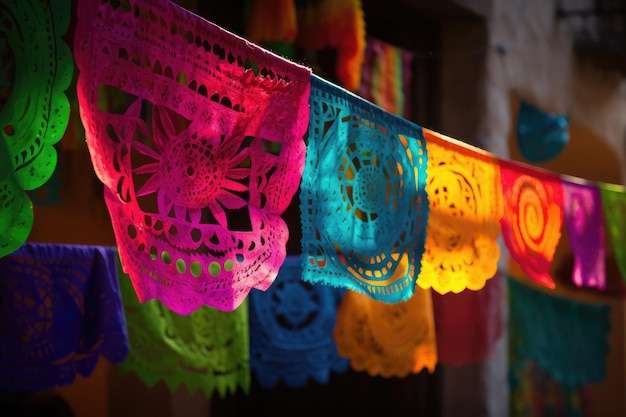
[74,0,311,313]
[562,179,605,290]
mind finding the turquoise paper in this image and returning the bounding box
[300,74,429,303]
[508,275,611,388]
[516,100,569,163]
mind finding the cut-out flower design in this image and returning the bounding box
[75,0,311,314]
[120,101,251,228]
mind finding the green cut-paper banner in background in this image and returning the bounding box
[0,141,32,258]
[117,259,251,398]
[0,0,72,258]
[600,183,626,284]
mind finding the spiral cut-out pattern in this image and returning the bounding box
[562,180,605,289]
[300,75,429,304]
[0,0,72,258]
[334,287,437,378]
[419,129,502,294]
[74,0,311,313]
[249,256,348,388]
[500,160,563,289]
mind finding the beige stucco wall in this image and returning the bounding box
[482,0,626,175]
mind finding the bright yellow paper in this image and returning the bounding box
[418,129,502,294]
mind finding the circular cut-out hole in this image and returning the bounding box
[161,251,171,264]
[176,259,186,274]
[224,259,234,271]
[208,261,221,276]
[190,261,202,277]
